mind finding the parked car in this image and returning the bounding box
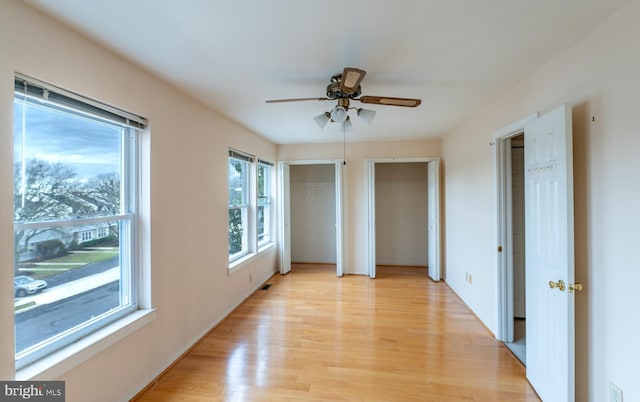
[14,275,47,298]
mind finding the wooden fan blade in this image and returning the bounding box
[359,96,421,107]
[340,67,366,94]
[265,97,330,103]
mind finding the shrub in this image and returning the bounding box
[36,239,67,259]
[81,235,119,247]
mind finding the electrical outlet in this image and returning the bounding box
[468,274,472,284]
[249,274,253,283]
[610,382,623,402]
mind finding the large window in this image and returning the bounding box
[228,150,274,264]
[13,75,146,369]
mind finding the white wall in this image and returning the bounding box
[375,162,428,266]
[278,139,441,274]
[290,164,336,263]
[0,2,277,401]
[442,1,640,401]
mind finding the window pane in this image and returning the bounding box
[229,157,250,261]
[257,164,265,198]
[228,158,248,207]
[257,205,265,240]
[257,164,271,245]
[228,208,243,255]
[13,91,136,367]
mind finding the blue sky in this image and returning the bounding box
[13,100,122,181]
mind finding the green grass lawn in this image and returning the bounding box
[20,248,119,279]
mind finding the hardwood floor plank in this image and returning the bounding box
[134,265,539,401]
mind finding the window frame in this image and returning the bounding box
[13,74,146,370]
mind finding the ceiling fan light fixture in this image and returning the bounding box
[330,105,348,123]
[267,67,422,131]
[357,108,376,125]
[314,112,331,129]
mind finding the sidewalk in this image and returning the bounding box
[14,267,120,313]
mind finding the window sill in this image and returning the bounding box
[228,243,277,275]
[16,308,157,381]
[258,242,277,254]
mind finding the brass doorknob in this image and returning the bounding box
[569,283,583,294]
[549,280,565,291]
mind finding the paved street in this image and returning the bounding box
[15,282,119,353]
[14,257,121,353]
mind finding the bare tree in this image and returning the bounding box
[83,173,120,213]
[83,173,121,238]
[14,159,78,273]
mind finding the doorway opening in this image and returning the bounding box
[495,128,529,365]
[365,158,441,280]
[493,113,538,363]
[505,134,526,364]
[278,160,344,277]
[290,164,337,273]
[374,162,428,274]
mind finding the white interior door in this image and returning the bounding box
[278,162,291,274]
[427,160,441,281]
[524,104,574,402]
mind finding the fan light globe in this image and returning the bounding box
[314,112,331,129]
[330,106,348,123]
[357,108,376,124]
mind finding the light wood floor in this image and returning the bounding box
[134,264,540,401]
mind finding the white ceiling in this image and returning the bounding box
[26,0,630,144]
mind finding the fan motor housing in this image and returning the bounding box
[326,75,361,99]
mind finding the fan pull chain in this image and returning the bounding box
[343,121,346,165]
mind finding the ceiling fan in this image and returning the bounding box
[265,67,421,130]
